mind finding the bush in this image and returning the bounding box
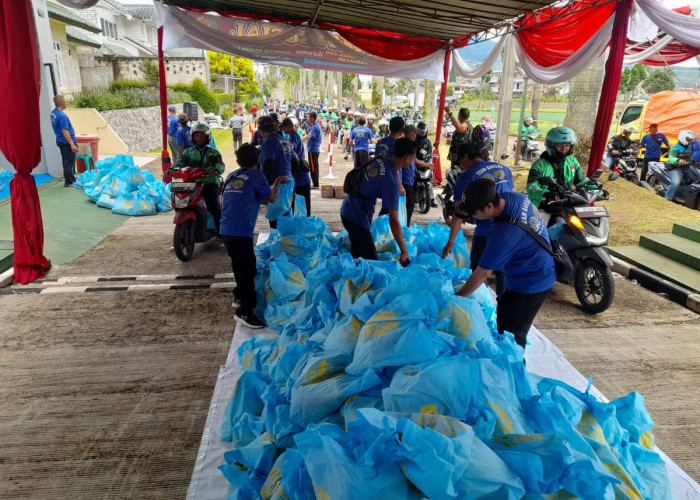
[245,97,262,112]
[70,86,191,111]
[221,107,234,121]
[109,80,151,92]
[139,60,159,87]
[214,92,236,105]
[212,88,224,94]
[187,78,218,114]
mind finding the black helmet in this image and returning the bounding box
[416,121,429,136]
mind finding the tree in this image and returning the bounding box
[563,54,605,149]
[139,60,159,86]
[642,68,675,94]
[619,63,647,103]
[446,86,454,97]
[207,51,259,95]
[207,51,231,74]
[372,76,385,111]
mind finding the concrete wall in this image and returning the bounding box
[78,49,113,89]
[64,108,128,155]
[164,58,211,86]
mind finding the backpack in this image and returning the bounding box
[343,158,375,200]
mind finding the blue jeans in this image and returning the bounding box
[603,155,618,169]
[665,167,697,200]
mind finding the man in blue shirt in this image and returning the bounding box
[221,144,287,329]
[175,113,192,155]
[376,117,407,219]
[259,116,293,229]
[282,117,311,216]
[166,104,180,163]
[340,137,415,265]
[639,123,669,181]
[350,116,374,170]
[456,178,555,351]
[402,124,421,226]
[302,111,322,188]
[442,142,514,296]
[50,95,77,187]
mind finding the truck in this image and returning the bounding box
[615,90,700,160]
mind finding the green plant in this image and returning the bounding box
[221,107,234,121]
[184,78,218,113]
[210,73,219,83]
[139,60,159,86]
[245,97,262,112]
[70,86,191,111]
[109,79,150,92]
[214,92,236,105]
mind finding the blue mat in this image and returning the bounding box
[0,172,55,201]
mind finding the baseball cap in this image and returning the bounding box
[168,104,177,111]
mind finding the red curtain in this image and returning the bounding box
[626,39,700,66]
[588,0,634,176]
[515,1,617,67]
[0,1,50,283]
[433,49,452,184]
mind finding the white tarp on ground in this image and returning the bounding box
[154,3,446,81]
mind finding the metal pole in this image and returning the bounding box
[514,75,529,167]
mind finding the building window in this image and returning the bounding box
[100,18,118,39]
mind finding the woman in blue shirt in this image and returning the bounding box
[282,118,311,216]
[456,178,555,352]
[639,123,669,181]
[220,144,287,329]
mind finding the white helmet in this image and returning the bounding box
[378,118,389,127]
[678,130,697,146]
[347,110,355,115]
[620,125,636,136]
[190,122,211,142]
[524,116,533,125]
[367,113,376,120]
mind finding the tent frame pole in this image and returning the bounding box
[434,47,453,184]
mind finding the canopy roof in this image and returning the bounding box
[159,0,560,45]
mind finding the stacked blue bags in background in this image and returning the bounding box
[219,214,670,500]
[74,155,172,216]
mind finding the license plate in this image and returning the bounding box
[575,205,609,218]
[171,182,197,191]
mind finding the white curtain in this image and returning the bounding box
[623,34,674,64]
[451,36,506,79]
[636,0,700,47]
[55,0,99,8]
[627,2,660,43]
[513,15,614,84]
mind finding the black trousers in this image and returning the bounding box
[341,216,378,260]
[294,183,311,216]
[354,150,369,170]
[496,288,550,349]
[232,129,243,151]
[641,157,659,182]
[200,183,221,233]
[402,183,415,226]
[222,236,257,316]
[470,235,505,297]
[57,142,76,185]
[308,152,320,187]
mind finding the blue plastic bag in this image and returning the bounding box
[221,371,269,442]
[293,194,307,215]
[398,194,407,227]
[266,178,295,221]
[259,449,316,500]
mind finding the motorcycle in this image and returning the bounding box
[538,170,619,313]
[436,164,462,225]
[514,133,540,162]
[643,160,700,210]
[607,145,640,185]
[415,166,433,214]
[170,167,220,262]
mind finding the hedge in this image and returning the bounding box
[70,87,191,111]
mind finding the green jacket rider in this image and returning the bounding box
[526,126,591,208]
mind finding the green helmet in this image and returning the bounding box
[545,126,577,156]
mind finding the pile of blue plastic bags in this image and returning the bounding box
[219,214,670,500]
[74,155,171,216]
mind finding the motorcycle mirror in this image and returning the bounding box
[608,172,620,181]
[591,169,604,180]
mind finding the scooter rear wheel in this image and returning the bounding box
[575,259,614,313]
[174,220,196,262]
[417,187,430,214]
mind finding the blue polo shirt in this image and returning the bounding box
[50,108,75,144]
[454,161,514,237]
[307,123,322,153]
[340,156,400,230]
[375,136,395,160]
[640,133,669,159]
[176,126,193,149]
[220,168,272,239]
[478,192,555,294]
[350,126,374,152]
[400,159,415,186]
[167,114,179,136]
[285,132,310,187]
[260,133,292,180]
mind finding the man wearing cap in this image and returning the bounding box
[175,113,193,156]
[442,142,514,296]
[455,178,555,353]
[167,104,180,163]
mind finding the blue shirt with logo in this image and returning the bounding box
[478,192,555,294]
[307,123,322,153]
[400,159,415,186]
[176,126,193,149]
[167,115,179,136]
[454,161,515,237]
[375,136,395,161]
[350,126,374,152]
[260,133,292,180]
[340,156,400,230]
[285,132,310,187]
[220,168,272,239]
[640,132,669,159]
[50,108,75,144]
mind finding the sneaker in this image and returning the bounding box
[234,312,266,329]
[231,297,241,308]
[64,182,74,187]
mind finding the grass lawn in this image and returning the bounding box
[509,161,700,246]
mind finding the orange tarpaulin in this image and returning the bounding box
[642,90,700,138]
